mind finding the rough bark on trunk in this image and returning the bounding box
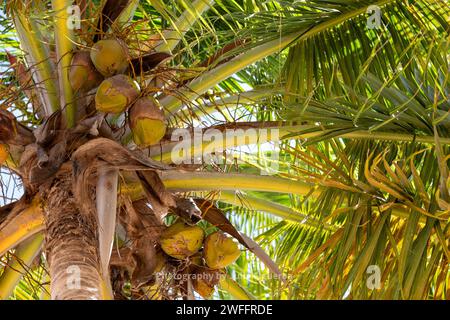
[43,170,102,300]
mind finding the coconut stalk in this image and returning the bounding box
[0,199,44,257]
[52,0,76,127]
[13,12,59,115]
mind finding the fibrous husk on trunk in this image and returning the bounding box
[40,133,173,299]
[68,138,176,296]
[42,169,103,300]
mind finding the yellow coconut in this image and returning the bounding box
[203,232,240,269]
[69,51,103,92]
[95,74,140,113]
[90,39,129,76]
[0,144,8,165]
[193,277,214,299]
[160,221,204,259]
[191,266,223,299]
[129,96,166,147]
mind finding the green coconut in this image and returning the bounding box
[90,39,129,76]
[129,96,166,147]
[203,232,240,269]
[160,221,204,260]
[69,51,103,92]
[95,74,140,113]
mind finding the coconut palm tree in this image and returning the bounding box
[0,0,449,300]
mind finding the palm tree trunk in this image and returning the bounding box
[43,171,102,300]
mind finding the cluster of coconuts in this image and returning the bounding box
[159,220,241,299]
[69,39,166,147]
